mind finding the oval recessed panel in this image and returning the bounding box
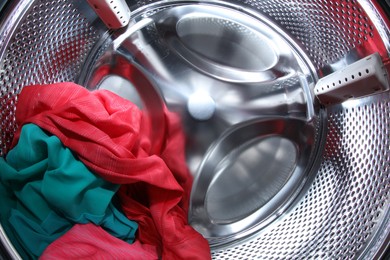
[177,16,277,71]
[189,118,317,241]
[206,137,297,223]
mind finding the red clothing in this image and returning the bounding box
[13,82,210,259]
[41,223,158,260]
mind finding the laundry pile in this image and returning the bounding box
[0,82,210,259]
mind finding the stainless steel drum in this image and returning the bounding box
[0,0,389,259]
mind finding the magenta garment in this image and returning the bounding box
[40,223,158,260]
[13,82,211,260]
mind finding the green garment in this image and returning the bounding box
[0,124,138,259]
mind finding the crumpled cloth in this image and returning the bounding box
[0,124,138,259]
[11,82,210,259]
[41,223,158,260]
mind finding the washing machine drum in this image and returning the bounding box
[0,0,389,259]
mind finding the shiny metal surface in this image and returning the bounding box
[211,93,390,259]
[85,2,320,170]
[0,0,389,259]
[190,117,320,243]
[0,0,100,156]
[237,0,390,75]
[83,4,323,245]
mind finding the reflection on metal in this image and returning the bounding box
[190,118,318,243]
[0,224,20,260]
[83,2,323,247]
[187,92,216,121]
[98,75,143,108]
[206,136,297,222]
[113,18,154,49]
[359,0,390,55]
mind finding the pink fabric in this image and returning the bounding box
[13,83,210,259]
[40,223,158,260]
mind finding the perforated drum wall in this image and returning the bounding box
[134,0,389,71]
[0,0,389,259]
[211,94,390,259]
[0,0,99,156]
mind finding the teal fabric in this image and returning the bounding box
[0,124,138,259]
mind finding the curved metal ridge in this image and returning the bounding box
[190,117,319,244]
[83,1,323,249]
[358,0,390,55]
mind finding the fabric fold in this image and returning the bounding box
[0,124,138,259]
[11,82,210,259]
[41,223,158,260]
